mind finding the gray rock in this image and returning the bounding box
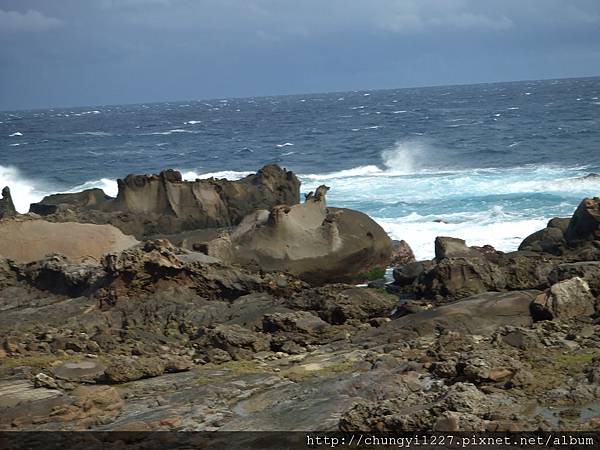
[0,186,17,219]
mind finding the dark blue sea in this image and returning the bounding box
[2,77,600,258]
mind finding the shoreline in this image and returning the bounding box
[2,165,600,432]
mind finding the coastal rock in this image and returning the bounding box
[530,277,595,321]
[0,186,17,219]
[358,290,538,341]
[30,165,300,238]
[519,217,568,254]
[549,261,600,296]
[0,218,138,264]
[262,311,329,334]
[390,240,416,266]
[414,251,555,301]
[564,198,600,245]
[211,185,392,284]
[339,382,507,432]
[197,324,270,360]
[435,237,482,260]
[23,255,107,297]
[103,356,191,383]
[29,189,111,216]
[100,239,295,303]
[286,286,397,325]
[392,261,433,287]
[53,360,106,383]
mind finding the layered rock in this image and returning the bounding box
[29,165,300,238]
[203,185,392,284]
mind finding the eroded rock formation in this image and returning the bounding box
[29,165,300,238]
[203,184,392,284]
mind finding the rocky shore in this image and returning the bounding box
[2,165,600,432]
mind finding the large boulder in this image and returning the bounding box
[564,198,600,244]
[29,165,300,238]
[518,218,568,255]
[549,261,600,296]
[390,240,416,267]
[0,187,16,219]
[414,250,556,302]
[530,277,595,321]
[207,185,392,284]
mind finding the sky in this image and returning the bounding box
[1,0,600,110]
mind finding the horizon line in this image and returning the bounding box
[2,73,599,113]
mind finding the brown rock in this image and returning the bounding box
[220,186,392,284]
[390,240,416,267]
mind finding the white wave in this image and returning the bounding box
[0,165,47,213]
[9,132,23,137]
[365,125,382,129]
[377,213,548,260]
[68,178,119,198]
[302,139,426,181]
[184,120,202,125]
[75,131,112,137]
[276,142,294,148]
[392,110,407,114]
[9,142,27,147]
[281,151,295,156]
[147,129,196,136]
[507,107,520,110]
[181,170,253,181]
[303,165,383,181]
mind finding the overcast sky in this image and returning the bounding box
[1,0,600,110]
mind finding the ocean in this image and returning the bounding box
[2,76,600,260]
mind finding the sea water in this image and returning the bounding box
[2,77,600,259]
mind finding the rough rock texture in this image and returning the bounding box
[531,277,595,321]
[30,165,300,238]
[0,186,17,219]
[519,218,569,255]
[435,237,482,260]
[0,218,138,263]
[8,179,600,434]
[413,251,556,302]
[390,240,416,267]
[359,290,538,340]
[209,185,392,284]
[564,197,600,245]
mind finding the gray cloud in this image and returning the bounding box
[0,0,599,110]
[0,8,63,33]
